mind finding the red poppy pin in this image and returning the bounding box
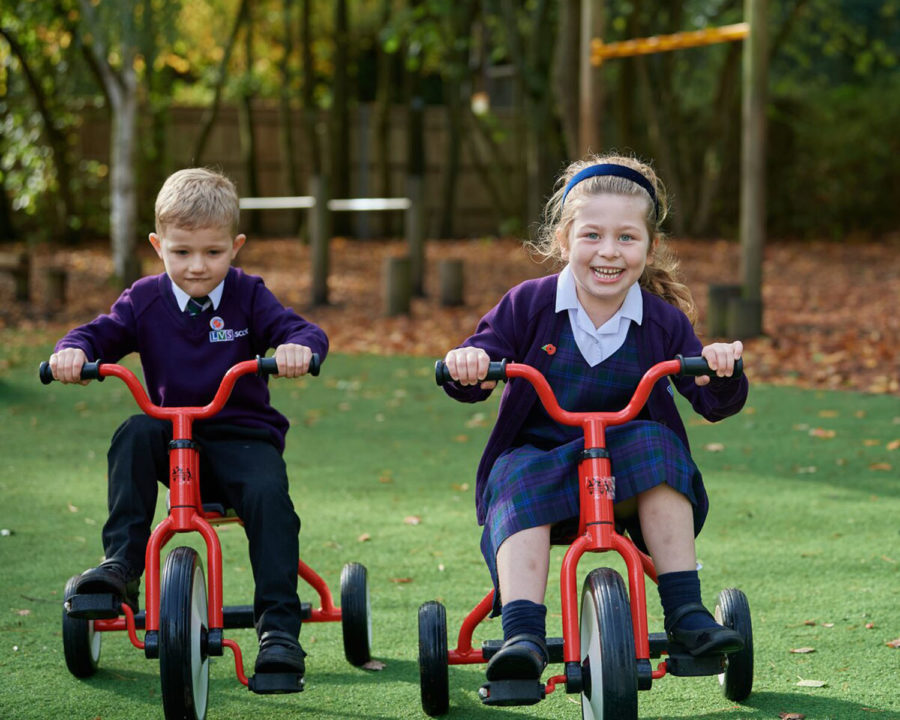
[541,343,557,356]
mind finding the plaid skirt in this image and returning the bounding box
[480,325,704,612]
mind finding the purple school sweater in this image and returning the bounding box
[56,267,328,452]
[442,274,749,525]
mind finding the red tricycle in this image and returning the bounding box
[40,355,371,720]
[419,355,753,718]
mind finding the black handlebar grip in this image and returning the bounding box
[434,359,508,386]
[256,353,321,377]
[39,361,54,385]
[39,360,103,384]
[677,355,743,378]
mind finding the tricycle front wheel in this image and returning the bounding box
[159,546,209,720]
[580,568,638,720]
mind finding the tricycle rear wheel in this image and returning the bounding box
[340,562,372,666]
[62,575,101,677]
[715,588,753,701]
[418,601,450,717]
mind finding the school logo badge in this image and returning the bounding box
[207,316,249,343]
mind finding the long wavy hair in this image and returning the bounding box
[527,153,697,325]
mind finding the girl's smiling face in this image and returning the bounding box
[558,192,654,328]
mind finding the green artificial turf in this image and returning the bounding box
[0,344,897,719]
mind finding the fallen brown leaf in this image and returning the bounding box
[389,577,413,583]
[809,428,836,438]
[886,637,900,648]
[404,515,422,525]
[357,533,371,542]
[779,713,806,720]
[6,238,899,397]
[796,679,827,688]
[790,647,815,654]
[362,659,387,671]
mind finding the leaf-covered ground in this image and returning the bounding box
[1,235,898,396]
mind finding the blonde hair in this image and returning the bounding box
[528,153,697,325]
[154,167,240,236]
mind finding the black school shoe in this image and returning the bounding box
[485,634,549,681]
[255,630,307,675]
[73,561,140,613]
[664,603,744,656]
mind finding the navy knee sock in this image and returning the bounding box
[657,570,717,632]
[500,599,547,656]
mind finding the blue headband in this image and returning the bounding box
[560,163,660,218]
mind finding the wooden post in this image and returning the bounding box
[383,255,411,316]
[578,0,605,154]
[707,284,742,336]
[310,175,331,306]
[736,0,767,337]
[438,258,464,307]
[13,252,30,302]
[44,267,67,305]
[406,174,425,296]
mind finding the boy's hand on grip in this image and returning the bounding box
[273,343,313,378]
[49,347,90,385]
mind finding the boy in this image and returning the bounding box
[48,167,327,678]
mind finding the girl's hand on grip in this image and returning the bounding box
[444,347,497,390]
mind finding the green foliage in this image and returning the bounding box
[3,0,900,243]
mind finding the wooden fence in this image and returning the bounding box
[75,103,524,239]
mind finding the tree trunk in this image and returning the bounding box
[301,0,322,178]
[109,69,141,286]
[330,0,351,235]
[278,0,302,233]
[239,9,260,235]
[554,0,581,158]
[374,0,395,237]
[193,0,249,164]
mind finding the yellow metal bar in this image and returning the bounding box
[591,22,749,65]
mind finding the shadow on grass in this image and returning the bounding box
[650,690,896,719]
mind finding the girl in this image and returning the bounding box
[442,154,748,682]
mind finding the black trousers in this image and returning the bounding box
[102,414,302,637]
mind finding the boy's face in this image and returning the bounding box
[149,225,245,298]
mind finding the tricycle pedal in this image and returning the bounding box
[478,679,545,706]
[648,631,668,658]
[248,672,305,694]
[664,648,726,677]
[64,593,122,619]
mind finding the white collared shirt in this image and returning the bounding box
[170,278,225,312]
[555,265,643,367]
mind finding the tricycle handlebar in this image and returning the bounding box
[39,353,320,386]
[435,355,743,429]
[434,355,741,387]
